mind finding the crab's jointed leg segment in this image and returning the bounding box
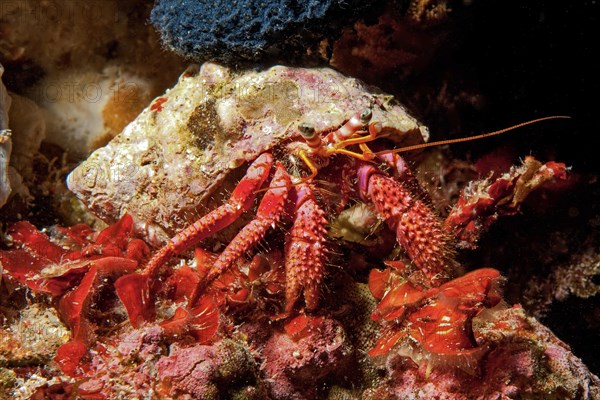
[203,162,291,286]
[294,149,320,183]
[358,163,455,287]
[284,183,328,312]
[378,152,432,202]
[144,153,274,277]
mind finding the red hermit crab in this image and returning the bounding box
[59,64,567,366]
[114,108,457,322]
[113,104,566,341]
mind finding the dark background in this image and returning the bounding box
[433,0,600,375]
[456,0,597,171]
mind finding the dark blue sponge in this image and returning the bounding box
[150,0,376,63]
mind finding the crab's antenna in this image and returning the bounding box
[374,115,571,156]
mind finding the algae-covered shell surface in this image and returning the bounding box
[67,62,428,244]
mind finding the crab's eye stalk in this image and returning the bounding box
[299,123,323,151]
[360,108,373,124]
[299,123,316,139]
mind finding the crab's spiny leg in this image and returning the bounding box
[284,183,328,312]
[202,163,291,288]
[144,153,273,277]
[358,163,455,287]
[378,152,432,202]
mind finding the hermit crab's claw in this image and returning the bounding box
[115,153,274,327]
[357,162,457,287]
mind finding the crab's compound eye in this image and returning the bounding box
[360,108,373,124]
[298,123,316,139]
